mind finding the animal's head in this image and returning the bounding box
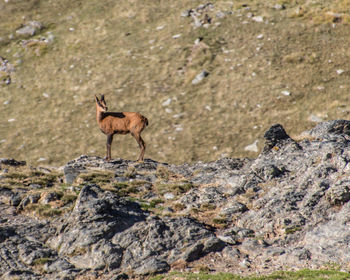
[94,94,108,111]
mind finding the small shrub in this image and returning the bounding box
[33,257,52,266]
[200,203,216,211]
[69,247,87,257]
[61,194,77,205]
[124,166,136,178]
[156,166,173,180]
[212,217,228,226]
[155,181,194,195]
[173,203,186,211]
[79,171,114,184]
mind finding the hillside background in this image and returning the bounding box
[1,0,350,166]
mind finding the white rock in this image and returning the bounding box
[172,34,181,39]
[308,114,323,123]
[162,98,172,106]
[252,16,264,23]
[337,69,345,75]
[281,90,291,96]
[8,118,15,122]
[164,193,175,200]
[192,70,209,85]
[244,140,259,153]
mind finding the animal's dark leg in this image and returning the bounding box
[131,132,146,162]
[106,134,113,161]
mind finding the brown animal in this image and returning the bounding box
[94,94,148,161]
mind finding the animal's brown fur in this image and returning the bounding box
[94,94,148,161]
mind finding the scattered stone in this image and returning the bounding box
[281,90,291,96]
[0,56,14,85]
[162,98,172,106]
[244,140,259,152]
[326,182,350,205]
[252,16,264,23]
[0,158,26,167]
[220,201,248,216]
[164,192,175,200]
[16,21,44,37]
[273,4,286,10]
[192,70,209,85]
[308,114,323,123]
[10,193,22,206]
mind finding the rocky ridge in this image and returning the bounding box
[2,120,350,279]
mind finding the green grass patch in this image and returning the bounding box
[32,257,52,266]
[150,269,350,280]
[36,204,62,218]
[78,171,114,184]
[155,181,194,195]
[0,170,61,188]
[285,226,302,234]
[61,193,77,205]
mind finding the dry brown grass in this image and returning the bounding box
[2,0,350,166]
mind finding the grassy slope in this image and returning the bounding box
[2,0,350,166]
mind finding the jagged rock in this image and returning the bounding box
[0,205,79,279]
[326,181,350,206]
[49,184,222,274]
[262,123,301,152]
[4,120,350,277]
[0,158,26,167]
[304,119,350,140]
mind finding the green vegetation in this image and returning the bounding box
[285,226,302,235]
[34,204,62,217]
[78,171,115,184]
[32,257,52,266]
[155,181,194,195]
[150,269,350,280]
[0,168,62,189]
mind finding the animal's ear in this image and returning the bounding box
[94,95,99,102]
[100,94,105,101]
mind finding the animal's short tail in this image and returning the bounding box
[143,116,149,126]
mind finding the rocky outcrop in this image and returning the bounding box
[3,120,350,278]
[47,184,223,276]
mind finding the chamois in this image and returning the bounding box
[94,94,148,162]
